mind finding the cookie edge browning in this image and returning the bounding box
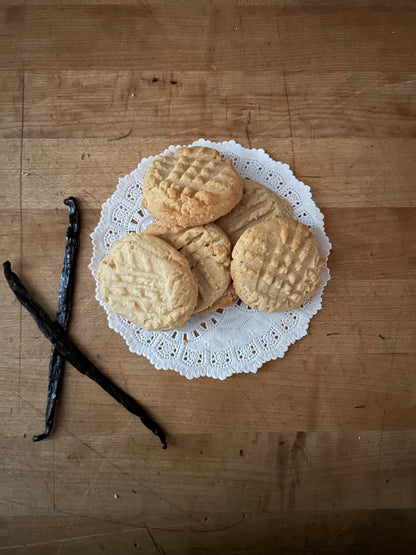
[231,218,325,312]
[195,283,236,316]
[97,233,198,331]
[142,147,243,227]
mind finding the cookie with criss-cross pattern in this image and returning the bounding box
[97,233,198,331]
[145,222,231,315]
[216,178,292,245]
[142,147,242,227]
[231,218,324,312]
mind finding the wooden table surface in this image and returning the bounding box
[1,1,415,553]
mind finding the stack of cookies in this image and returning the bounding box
[97,146,325,331]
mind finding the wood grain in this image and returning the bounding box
[294,138,416,207]
[22,70,290,140]
[1,5,415,72]
[286,71,416,138]
[1,0,415,553]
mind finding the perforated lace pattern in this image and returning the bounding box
[90,139,332,380]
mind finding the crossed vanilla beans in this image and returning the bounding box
[3,198,167,449]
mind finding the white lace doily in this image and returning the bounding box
[89,139,331,380]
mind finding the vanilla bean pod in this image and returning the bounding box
[4,261,167,449]
[33,197,80,442]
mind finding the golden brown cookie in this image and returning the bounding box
[197,283,236,316]
[231,218,325,312]
[97,233,198,331]
[145,222,231,315]
[142,147,243,227]
[216,178,292,245]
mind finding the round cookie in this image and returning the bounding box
[97,233,198,331]
[231,218,325,312]
[142,146,243,227]
[216,178,292,245]
[145,222,231,315]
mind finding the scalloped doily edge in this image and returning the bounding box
[89,139,332,379]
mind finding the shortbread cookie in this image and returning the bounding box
[142,147,243,227]
[231,218,324,312]
[97,233,198,331]
[216,178,292,245]
[145,222,231,315]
